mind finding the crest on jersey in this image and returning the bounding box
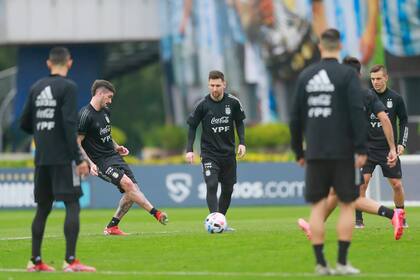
[104,114,110,123]
[225,105,231,115]
[386,99,393,108]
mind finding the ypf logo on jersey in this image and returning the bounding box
[166,173,192,203]
[225,105,231,115]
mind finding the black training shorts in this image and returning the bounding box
[95,154,137,193]
[201,156,237,185]
[362,148,402,178]
[34,163,83,203]
[305,159,359,203]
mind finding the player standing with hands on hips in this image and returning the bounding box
[186,71,246,231]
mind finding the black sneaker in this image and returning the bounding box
[355,220,365,229]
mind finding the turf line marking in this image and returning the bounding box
[0,231,183,241]
[1,268,420,278]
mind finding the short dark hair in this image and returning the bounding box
[48,47,71,65]
[343,56,361,74]
[91,80,116,96]
[208,70,225,81]
[370,64,387,75]
[320,28,340,51]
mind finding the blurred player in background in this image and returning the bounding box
[20,47,95,272]
[290,29,367,275]
[359,65,409,227]
[298,56,405,242]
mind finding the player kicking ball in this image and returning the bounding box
[77,80,168,235]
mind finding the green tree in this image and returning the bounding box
[111,63,165,154]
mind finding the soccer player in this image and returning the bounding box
[359,65,409,228]
[77,80,168,236]
[290,29,367,275]
[186,70,246,229]
[297,56,405,241]
[20,47,95,272]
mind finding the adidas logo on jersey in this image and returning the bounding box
[306,70,335,93]
[35,86,57,107]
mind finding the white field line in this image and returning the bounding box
[0,230,185,241]
[0,268,420,278]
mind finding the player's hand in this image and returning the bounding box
[355,154,367,168]
[90,163,99,176]
[397,145,405,156]
[387,149,398,167]
[76,161,90,177]
[297,157,305,167]
[237,144,246,158]
[185,152,195,164]
[116,145,129,156]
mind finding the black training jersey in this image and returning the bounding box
[368,88,408,150]
[187,93,246,158]
[290,58,367,160]
[20,74,83,165]
[78,104,118,161]
[364,89,386,118]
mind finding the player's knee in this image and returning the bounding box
[221,184,234,195]
[120,176,136,192]
[359,184,368,196]
[390,180,403,191]
[37,201,53,217]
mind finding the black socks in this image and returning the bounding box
[107,217,121,228]
[313,244,327,266]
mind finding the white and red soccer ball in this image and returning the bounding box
[204,212,227,234]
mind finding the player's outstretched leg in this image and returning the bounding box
[119,175,169,225]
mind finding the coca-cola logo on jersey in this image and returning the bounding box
[99,125,111,135]
[211,116,229,125]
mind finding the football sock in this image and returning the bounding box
[31,200,53,259]
[206,179,219,213]
[64,200,80,263]
[31,256,42,265]
[66,255,75,264]
[396,205,405,210]
[107,217,120,228]
[219,183,234,215]
[313,244,327,266]
[338,240,351,265]
[355,209,363,221]
[149,208,158,216]
[378,206,394,220]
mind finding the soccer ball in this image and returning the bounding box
[204,212,227,234]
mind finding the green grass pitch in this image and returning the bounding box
[0,206,419,279]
